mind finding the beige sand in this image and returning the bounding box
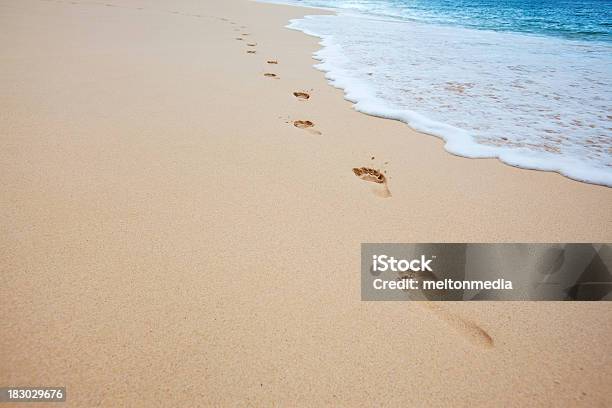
[1,0,611,406]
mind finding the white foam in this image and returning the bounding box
[287,13,612,187]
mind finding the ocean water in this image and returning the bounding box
[260,0,612,186]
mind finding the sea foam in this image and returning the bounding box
[283,11,612,187]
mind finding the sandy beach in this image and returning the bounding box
[1,0,611,406]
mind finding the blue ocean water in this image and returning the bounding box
[260,0,612,186]
[275,0,612,42]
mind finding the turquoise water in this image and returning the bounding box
[261,0,612,186]
[281,0,612,42]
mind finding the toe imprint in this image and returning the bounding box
[267,60,278,64]
[264,73,277,78]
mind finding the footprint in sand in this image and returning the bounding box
[264,73,278,78]
[267,60,278,65]
[352,167,386,184]
[293,91,310,100]
[393,273,494,348]
[293,120,321,135]
[247,50,256,54]
[294,120,313,129]
[235,38,244,41]
[421,303,494,349]
[246,43,257,47]
[352,167,391,198]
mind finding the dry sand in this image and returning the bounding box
[1,0,611,406]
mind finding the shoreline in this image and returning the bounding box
[274,2,612,188]
[1,0,611,406]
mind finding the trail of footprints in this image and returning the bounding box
[49,0,393,199]
[222,18,497,348]
[48,4,391,199]
[40,0,494,349]
[228,19,495,349]
[226,18,396,198]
